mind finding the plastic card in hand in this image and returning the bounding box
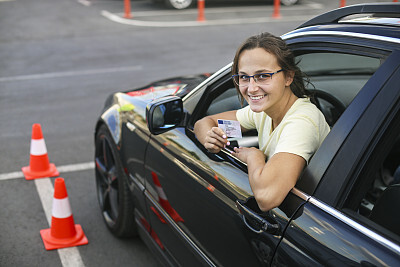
[218,119,242,138]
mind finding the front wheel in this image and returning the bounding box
[95,125,137,237]
[165,0,193,9]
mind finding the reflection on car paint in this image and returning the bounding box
[126,85,181,101]
[151,171,184,223]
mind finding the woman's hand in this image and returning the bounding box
[193,110,240,154]
[231,147,266,164]
[203,127,229,153]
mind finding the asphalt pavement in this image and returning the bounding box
[0,0,384,266]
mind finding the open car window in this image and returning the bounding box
[195,78,258,151]
[191,51,384,175]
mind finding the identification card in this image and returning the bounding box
[218,119,242,138]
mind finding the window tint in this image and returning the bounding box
[296,53,381,126]
[298,53,380,75]
[343,109,400,240]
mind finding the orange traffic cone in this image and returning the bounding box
[197,0,206,22]
[22,123,59,180]
[40,178,88,250]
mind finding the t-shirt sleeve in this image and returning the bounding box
[236,105,256,130]
[274,115,321,163]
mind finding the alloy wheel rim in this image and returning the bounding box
[95,135,119,227]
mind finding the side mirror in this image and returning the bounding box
[146,96,184,135]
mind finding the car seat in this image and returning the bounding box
[369,184,400,236]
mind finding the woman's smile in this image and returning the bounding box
[248,94,267,101]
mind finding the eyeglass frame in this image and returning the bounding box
[232,69,284,87]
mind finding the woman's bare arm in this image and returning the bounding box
[232,148,306,211]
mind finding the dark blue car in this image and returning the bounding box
[94,3,400,266]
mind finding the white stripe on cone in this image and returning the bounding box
[30,139,47,156]
[155,185,168,200]
[52,197,72,218]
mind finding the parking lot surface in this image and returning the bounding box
[0,0,384,266]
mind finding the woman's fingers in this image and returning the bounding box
[204,127,229,153]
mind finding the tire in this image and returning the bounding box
[280,0,299,6]
[165,0,193,9]
[95,124,137,237]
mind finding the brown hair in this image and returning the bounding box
[232,32,312,104]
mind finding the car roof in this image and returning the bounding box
[297,3,400,29]
[282,3,400,43]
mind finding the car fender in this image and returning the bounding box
[96,92,149,146]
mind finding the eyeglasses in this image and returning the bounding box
[232,69,283,87]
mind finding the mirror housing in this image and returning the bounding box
[146,96,184,135]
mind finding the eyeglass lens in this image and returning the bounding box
[234,73,272,86]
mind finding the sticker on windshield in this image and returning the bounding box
[218,119,242,138]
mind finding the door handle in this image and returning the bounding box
[236,198,280,235]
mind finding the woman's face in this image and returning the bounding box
[238,48,293,114]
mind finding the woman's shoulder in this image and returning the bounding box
[289,97,325,120]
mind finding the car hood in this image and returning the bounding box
[122,73,211,100]
[99,73,211,144]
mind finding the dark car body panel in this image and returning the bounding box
[143,127,311,265]
[274,199,400,266]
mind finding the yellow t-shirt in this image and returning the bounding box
[236,98,330,163]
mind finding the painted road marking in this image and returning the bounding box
[77,0,91,7]
[124,2,323,17]
[0,161,95,181]
[102,10,316,27]
[35,178,85,267]
[101,1,323,27]
[3,161,95,266]
[0,65,142,82]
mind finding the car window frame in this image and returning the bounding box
[311,49,400,206]
[288,41,392,195]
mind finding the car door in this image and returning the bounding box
[272,50,400,265]
[143,72,302,266]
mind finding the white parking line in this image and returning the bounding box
[127,2,323,17]
[1,162,95,266]
[35,178,86,267]
[102,10,315,27]
[2,162,95,265]
[0,161,95,181]
[100,1,323,27]
[0,65,142,82]
[77,0,91,6]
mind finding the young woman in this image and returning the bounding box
[194,32,330,211]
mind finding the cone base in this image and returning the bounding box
[22,163,59,180]
[40,224,88,250]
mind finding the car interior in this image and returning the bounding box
[339,86,400,240]
[357,136,400,237]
